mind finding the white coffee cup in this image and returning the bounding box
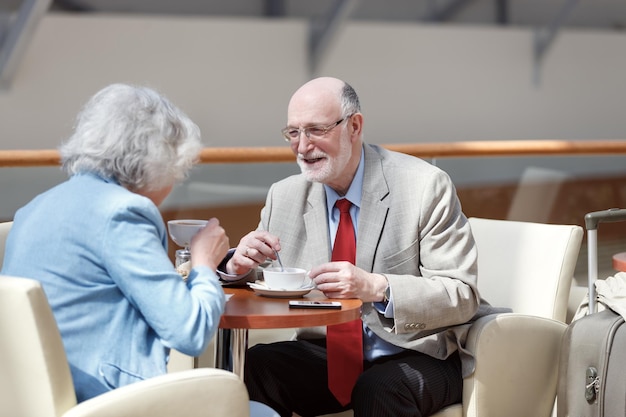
[262,267,309,290]
[167,219,208,248]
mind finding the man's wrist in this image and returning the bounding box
[380,274,390,303]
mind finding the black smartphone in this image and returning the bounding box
[288,300,341,309]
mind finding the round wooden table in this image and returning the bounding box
[216,286,362,377]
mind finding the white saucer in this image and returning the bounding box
[247,281,315,298]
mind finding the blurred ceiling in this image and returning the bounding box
[1,0,625,89]
[0,0,624,30]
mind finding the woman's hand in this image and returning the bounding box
[190,218,230,271]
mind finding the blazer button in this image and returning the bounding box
[418,323,426,329]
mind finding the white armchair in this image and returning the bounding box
[467,217,582,323]
[429,217,583,417]
[0,275,251,417]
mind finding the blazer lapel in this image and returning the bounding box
[357,145,390,273]
[303,183,332,267]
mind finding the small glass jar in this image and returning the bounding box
[175,249,191,281]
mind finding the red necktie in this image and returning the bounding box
[326,199,363,406]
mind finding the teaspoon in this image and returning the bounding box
[273,249,285,271]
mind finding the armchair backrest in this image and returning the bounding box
[0,275,77,417]
[468,217,583,322]
[0,221,13,266]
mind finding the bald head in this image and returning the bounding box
[292,77,345,103]
[287,77,361,126]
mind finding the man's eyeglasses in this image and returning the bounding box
[281,116,350,143]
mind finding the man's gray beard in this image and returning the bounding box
[297,159,323,183]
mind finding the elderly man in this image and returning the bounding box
[220,77,500,417]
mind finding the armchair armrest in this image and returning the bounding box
[463,313,566,417]
[62,368,250,417]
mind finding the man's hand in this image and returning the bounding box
[309,262,388,302]
[226,231,281,275]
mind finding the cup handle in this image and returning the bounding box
[304,274,314,288]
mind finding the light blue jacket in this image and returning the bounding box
[2,172,225,402]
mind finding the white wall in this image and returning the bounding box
[1,13,625,218]
[0,14,305,149]
[2,13,626,148]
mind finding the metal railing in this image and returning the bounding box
[1,140,626,167]
[2,139,625,282]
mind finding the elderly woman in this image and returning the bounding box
[1,84,278,416]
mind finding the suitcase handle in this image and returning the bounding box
[585,208,626,230]
[584,208,626,314]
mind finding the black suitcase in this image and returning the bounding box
[557,208,626,417]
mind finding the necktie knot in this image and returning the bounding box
[335,198,352,213]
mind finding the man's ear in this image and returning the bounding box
[349,113,363,139]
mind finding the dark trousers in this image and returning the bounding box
[244,339,462,417]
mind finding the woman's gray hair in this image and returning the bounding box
[59,83,202,192]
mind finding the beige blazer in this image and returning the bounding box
[256,144,504,376]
